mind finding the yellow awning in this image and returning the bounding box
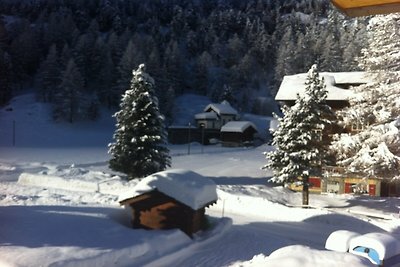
[331,0,400,17]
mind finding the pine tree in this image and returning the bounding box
[109,64,171,179]
[331,14,400,178]
[53,58,85,123]
[36,44,61,102]
[112,40,144,106]
[0,48,11,105]
[265,64,335,205]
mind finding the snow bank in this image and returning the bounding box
[145,217,232,267]
[119,169,218,210]
[231,245,373,267]
[53,230,192,267]
[325,230,360,252]
[17,172,128,195]
[18,173,98,192]
[349,232,400,260]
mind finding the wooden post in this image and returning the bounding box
[302,175,309,206]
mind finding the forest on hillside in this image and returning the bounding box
[0,0,368,123]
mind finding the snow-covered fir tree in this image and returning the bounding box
[109,64,171,179]
[53,58,84,123]
[265,64,335,205]
[330,14,400,179]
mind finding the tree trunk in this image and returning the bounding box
[302,175,309,206]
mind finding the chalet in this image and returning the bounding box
[195,100,239,129]
[275,71,371,110]
[118,169,218,237]
[220,121,258,147]
[286,166,400,197]
[274,71,400,197]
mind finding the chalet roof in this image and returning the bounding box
[275,72,372,102]
[204,101,238,116]
[220,121,258,133]
[194,112,219,120]
[118,169,218,210]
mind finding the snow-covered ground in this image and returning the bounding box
[0,94,399,267]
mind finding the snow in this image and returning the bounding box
[172,94,211,125]
[349,232,400,260]
[194,112,218,120]
[118,169,218,210]
[231,245,374,267]
[0,93,399,267]
[275,72,372,102]
[204,102,238,115]
[325,230,360,252]
[220,121,258,133]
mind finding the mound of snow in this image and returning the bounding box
[325,230,360,252]
[18,172,128,195]
[231,245,373,267]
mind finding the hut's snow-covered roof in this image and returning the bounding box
[220,121,258,133]
[118,169,218,210]
[204,101,238,116]
[275,72,372,102]
[194,112,219,120]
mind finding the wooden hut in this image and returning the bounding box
[220,121,258,147]
[118,169,218,237]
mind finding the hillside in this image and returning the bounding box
[0,0,366,122]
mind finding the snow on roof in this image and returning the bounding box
[275,72,372,102]
[204,102,238,116]
[220,121,258,133]
[194,112,219,120]
[349,232,400,260]
[118,169,218,210]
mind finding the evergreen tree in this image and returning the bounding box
[112,40,144,106]
[109,64,171,179]
[265,65,335,205]
[331,14,400,178]
[53,58,85,123]
[0,48,11,105]
[36,44,61,102]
